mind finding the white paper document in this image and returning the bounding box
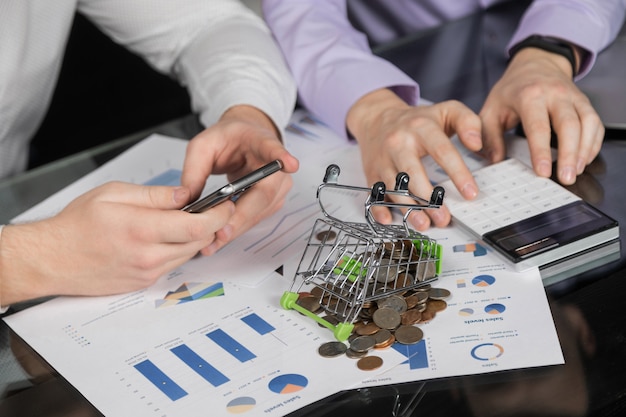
[4,110,563,416]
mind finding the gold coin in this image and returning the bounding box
[428,299,448,312]
[400,309,422,325]
[356,322,381,336]
[357,355,384,371]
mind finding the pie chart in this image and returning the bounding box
[472,274,496,287]
[485,303,506,314]
[268,374,308,394]
[226,397,256,414]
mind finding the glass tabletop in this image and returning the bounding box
[2,2,626,416]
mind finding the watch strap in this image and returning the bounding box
[510,35,577,77]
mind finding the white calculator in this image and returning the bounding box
[438,158,619,271]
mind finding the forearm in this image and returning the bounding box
[0,223,53,307]
[263,0,419,138]
[80,0,297,133]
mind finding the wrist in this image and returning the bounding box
[510,35,579,78]
[0,224,50,306]
[219,105,280,139]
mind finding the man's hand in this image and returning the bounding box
[0,182,235,305]
[181,105,299,255]
[480,47,604,185]
[347,89,482,231]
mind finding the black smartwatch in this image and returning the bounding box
[509,35,577,77]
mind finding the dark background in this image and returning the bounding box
[27,13,192,170]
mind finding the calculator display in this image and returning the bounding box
[483,201,618,263]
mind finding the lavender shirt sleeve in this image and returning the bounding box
[508,0,626,78]
[263,0,419,139]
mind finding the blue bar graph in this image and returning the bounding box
[241,313,275,335]
[171,344,230,387]
[134,359,188,401]
[392,340,429,370]
[206,329,256,362]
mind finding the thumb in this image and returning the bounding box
[98,182,192,210]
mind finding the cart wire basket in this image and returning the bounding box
[281,164,445,341]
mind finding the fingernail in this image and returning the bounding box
[559,166,576,184]
[461,183,478,200]
[537,161,552,177]
[173,187,188,204]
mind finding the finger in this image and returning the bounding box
[97,182,192,210]
[181,133,223,199]
[402,163,451,230]
[221,172,292,242]
[551,103,582,185]
[575,100,604,172]
[480,103,512,163]
[382,154,449,230]
[133,199,235,244]
[422,133,478,201]
[517,99,554,178]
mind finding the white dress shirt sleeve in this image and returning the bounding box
[77,0,296,132]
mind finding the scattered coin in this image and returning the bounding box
[394,325,424,344]
[318,341,348,357]
[372,307,401,330]
[357,355,384,371]
[346,348,368,359]
[350,335,377,352]
[377,294,408,314]
[428,287,451,300]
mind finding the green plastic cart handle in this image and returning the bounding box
[280,291,354,341]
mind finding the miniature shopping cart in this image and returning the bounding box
[280,164,445,341]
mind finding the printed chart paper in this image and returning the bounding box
[4,110,563,416]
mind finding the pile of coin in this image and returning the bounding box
[297,284,451,370]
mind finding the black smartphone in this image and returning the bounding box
[182,160,283,213]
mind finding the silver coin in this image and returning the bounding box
[349,335,377,353]
[428,287,451,300]
[318,341,348,357]
[372,307,401,330]
[377,294,408,313]
[346,348,368,359]
[394,325,424,345]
